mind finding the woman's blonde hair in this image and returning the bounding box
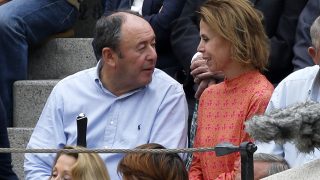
[199,0,269,72]
[51,146,110,180]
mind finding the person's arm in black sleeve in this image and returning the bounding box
[102,0,112,16]
[171,0,223,99]
[292,0,320,71]
[143,0,186,50]
[170,0,204,73]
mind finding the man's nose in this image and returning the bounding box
[147,45,157,61]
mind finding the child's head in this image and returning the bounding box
[117,143,188,180]
[50,146,110,180]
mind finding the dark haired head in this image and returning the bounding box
[117,143,188,180]
[92,10,143,61]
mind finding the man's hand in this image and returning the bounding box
[190,53,224,99]
[190,55,213,82]
[194,79,216,99]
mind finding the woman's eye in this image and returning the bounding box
[203,37,209,42]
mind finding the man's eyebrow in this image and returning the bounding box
[137,36,156,44]
[146,35,156,42]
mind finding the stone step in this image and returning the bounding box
[13,80,59,127]
[28,38,96,80]
[8,127,34,180]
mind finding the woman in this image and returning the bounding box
[118,143,188,180]
[189,0,274,179]
[50,146,110,180]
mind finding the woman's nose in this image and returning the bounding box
[197,41,204,53]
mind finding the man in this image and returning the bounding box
[252,153,289,180]
[0,97,18,180]
[102,0,186,78]
[233,153,289,180]
[256,16,320,168]
[0,0,78,126]
[292,0,320,70]
[24,11,188,179]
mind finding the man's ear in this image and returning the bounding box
[308,47,318,65]
[102,47,117,67]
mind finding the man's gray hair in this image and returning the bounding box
[92,10,143,61]
[310,16,320,50]
[92,14,123,60]
[254,153,289,176]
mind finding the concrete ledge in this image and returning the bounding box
[263,159,320,180]
[8,127,34,180]
[13,80,59,127]
[28,38,96,80]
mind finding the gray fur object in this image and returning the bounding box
[245,101,320,153]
